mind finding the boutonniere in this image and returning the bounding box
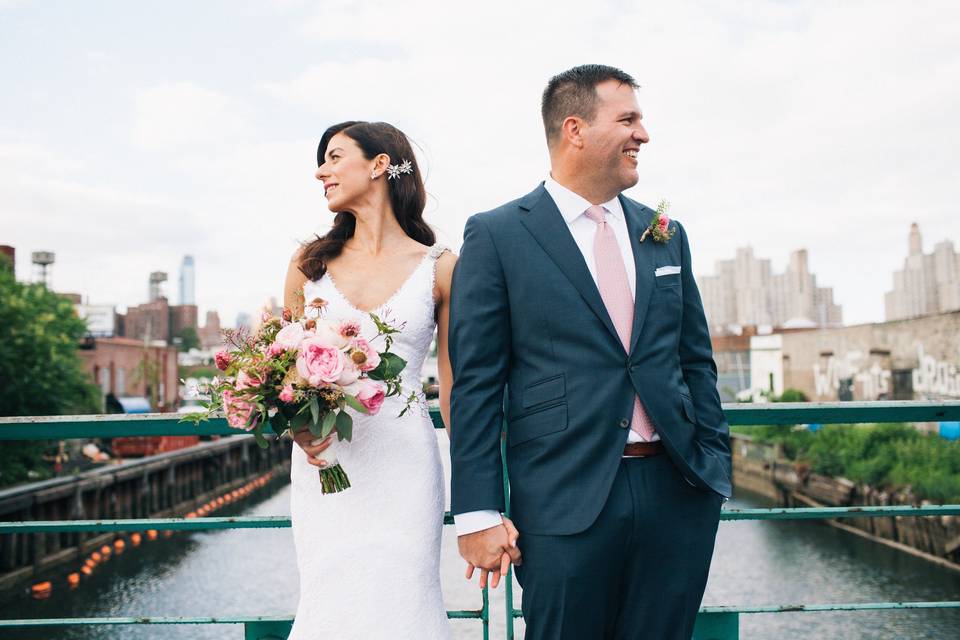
[640,199,676,243]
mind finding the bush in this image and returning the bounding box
[737,421,960,503]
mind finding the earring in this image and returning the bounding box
[370,171,377,180]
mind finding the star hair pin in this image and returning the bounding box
[386,159,414,180]
[640,199,677,243]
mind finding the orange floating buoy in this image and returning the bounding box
[131,533,142,546]
[223,494,232,503]
[231,490,240,499]
[67,573,80,588]
[114,539,125,553]
[80,565,93,576]
[216,497,225,506]
[163,530,173,538]
[186,511,197,519]
[84,559,96,569]
[100,545,112,557]
[31,581,52,599]
[91,552,102,563]
[146,530,158,540]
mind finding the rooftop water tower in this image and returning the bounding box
[31,251,55,286]
[149,271,168,302]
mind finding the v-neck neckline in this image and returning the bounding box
[323,248,433,315]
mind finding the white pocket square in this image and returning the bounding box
[655,266,681,276]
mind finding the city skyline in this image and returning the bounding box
[2,2,959,326]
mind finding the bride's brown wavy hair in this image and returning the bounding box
[298,121,434,281]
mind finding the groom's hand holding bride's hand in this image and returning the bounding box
[459,516,522,589]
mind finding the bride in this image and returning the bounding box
[282,121,455,639]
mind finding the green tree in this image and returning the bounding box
[176,326,200,352]
[0,258,100,486]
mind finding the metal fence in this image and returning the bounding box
[1,400,959,639]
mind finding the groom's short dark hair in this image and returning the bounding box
[541,64,639,148]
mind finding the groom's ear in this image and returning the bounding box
[561,116,586,149]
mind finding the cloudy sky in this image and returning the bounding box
[2,0,958,327]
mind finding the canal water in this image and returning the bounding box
[3,434,960,639]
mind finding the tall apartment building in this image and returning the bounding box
[699,247,842,333]
[179,255,196,305]
[885,223,960,321]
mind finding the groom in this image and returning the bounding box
[448,64,732,639]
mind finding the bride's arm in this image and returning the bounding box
[434,251,458,438]
[284,247,307,319]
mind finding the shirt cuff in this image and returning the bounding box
[453,510,503,536]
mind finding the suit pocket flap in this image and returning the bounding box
[522,374,565,409]
[508,404,568,447]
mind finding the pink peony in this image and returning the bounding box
[268,342,286,357]
[278,384,295,403]
[296,337,346,386]
[273,322,305,351]
[312,321,350,349]
[350,379,386,415]
[351,337,381,372]
[337,359,361,386]
[223,390,257,431]
[235,369,264,390]
[214,350,233,371]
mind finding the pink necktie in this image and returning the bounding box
[584,205,656,441]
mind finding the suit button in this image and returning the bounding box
[619,419,629,429]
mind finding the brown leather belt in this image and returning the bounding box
[623,440,665,457]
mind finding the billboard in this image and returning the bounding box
[76,304,116,337]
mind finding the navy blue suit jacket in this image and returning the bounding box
[449,184,732,536]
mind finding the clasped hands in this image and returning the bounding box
[457,518,522,589]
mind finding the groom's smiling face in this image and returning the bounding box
[582,80,649,195]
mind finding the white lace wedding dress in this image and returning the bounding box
[287,244,452,640]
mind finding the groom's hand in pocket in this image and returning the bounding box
[459,517,522,589]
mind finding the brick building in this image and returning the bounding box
[78,337,180,411]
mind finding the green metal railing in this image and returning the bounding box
[1,400,959,639]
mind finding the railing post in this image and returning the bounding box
[693,611,739,640]
[243,620,293,639]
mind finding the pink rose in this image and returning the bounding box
[273,322,305,351]
[223,390,257,431]
[658,214,670,231]
[278,384,295,403]
[260,309,273,323]
[214,350,232,371]
[349,379,386,415]
[268,342,286,357]
[350,337,381,372]
[235,369,263,390]
[296,337,346,386]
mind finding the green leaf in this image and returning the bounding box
[269,411,288,436]
[290,411,311,430]
[309,396,320,427]
[335,410,353,442]
[308,418,322,437]
[344,394,368,414]
[321,410,337,438]
[253,426,269,449]
[368,352,406,381]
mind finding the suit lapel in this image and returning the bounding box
[519,185,621,346]
[620,195,656,355]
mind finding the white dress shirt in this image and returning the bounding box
[454,176,657,537]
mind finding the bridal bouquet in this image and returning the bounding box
[183,304,407,493]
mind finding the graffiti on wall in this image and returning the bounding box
[912,345,960,397]
[813,350,891,400]
[813,344,960,400]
